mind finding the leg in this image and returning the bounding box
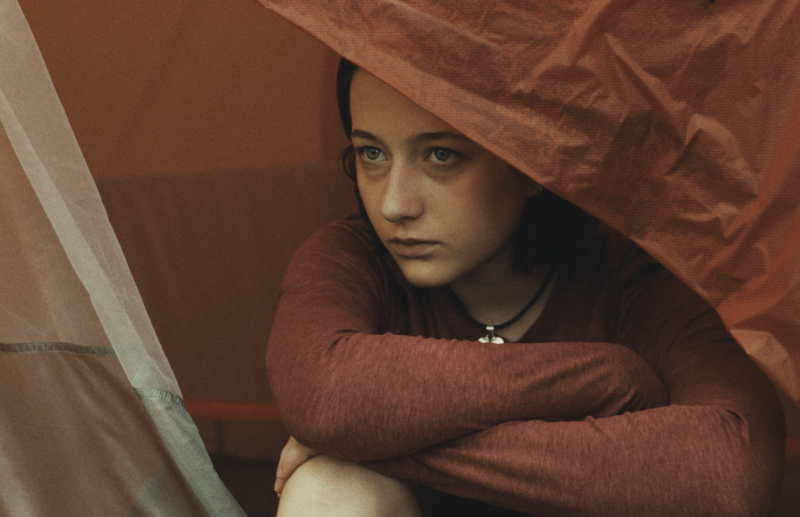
[276,455,422,517]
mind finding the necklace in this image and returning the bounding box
[454,265,556,344]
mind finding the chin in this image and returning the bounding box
[396,261,455,289]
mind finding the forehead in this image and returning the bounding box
[349,70,458,136]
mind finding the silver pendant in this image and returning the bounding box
[478,326,504,344]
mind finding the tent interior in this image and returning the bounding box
[15,0,354,462]
[4,0,800,514]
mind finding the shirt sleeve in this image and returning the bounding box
[267,221,667,460]
[267,220,785,516]
[362,260,787,517]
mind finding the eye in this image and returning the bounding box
[358,146,386,163]
[428,148,456,164]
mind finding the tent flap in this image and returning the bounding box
[257,0,800,409]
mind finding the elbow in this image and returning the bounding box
[696,417,785,517]
[729,453,785,517]
[708,467,783,517]
[720,401,786,517]
[270,375,368,460]
[268,354,370,459]
[280,404,372,461]
[267,340,339,452]
[268,376,336,452]
[641,445,784,517]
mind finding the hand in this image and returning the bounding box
[274,436,320,495]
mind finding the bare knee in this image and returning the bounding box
[276,455,422,517]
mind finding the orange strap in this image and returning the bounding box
[184,398,281,423]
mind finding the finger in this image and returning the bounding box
[274,471,286,495]
[274,437,296,494]
[274,451,312,494]
[275,437,309,494]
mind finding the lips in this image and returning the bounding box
[388,238,438,258]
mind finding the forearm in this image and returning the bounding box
[363,404,785,517]
[358,326,787,515]
[270,222,669,459]
[269,333,667,460]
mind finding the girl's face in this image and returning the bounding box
[350,70,537,289]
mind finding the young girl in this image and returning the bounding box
[267,60,785,516]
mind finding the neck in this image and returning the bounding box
[450,267,555,343]
[449,258,554,339]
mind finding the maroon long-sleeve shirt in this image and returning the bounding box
[267,214,785,516]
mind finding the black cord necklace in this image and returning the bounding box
[454,265,556,344]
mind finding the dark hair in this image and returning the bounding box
[335,58,594,270]
[337,58,359,138]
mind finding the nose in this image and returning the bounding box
[380,159,423,222]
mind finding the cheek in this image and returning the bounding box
[468,202,524,251]
[453,174,528,238]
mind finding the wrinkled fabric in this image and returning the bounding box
[257,0,800,409]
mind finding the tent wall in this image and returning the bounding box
[16,0,799,462]
[18,0,353,459]
[95,165,355,458]
[3,0,248,511]
[19,0,348,179]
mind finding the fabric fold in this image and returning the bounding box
[257,0,800,409]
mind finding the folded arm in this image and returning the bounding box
[364,399,783,517]
[268,223,667,459]
[362,257,787,516]
[267,221,785,515]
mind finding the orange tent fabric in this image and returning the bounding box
[257,0,800,410]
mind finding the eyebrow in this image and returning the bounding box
[350,129,383,143]
[350,129,471,146]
